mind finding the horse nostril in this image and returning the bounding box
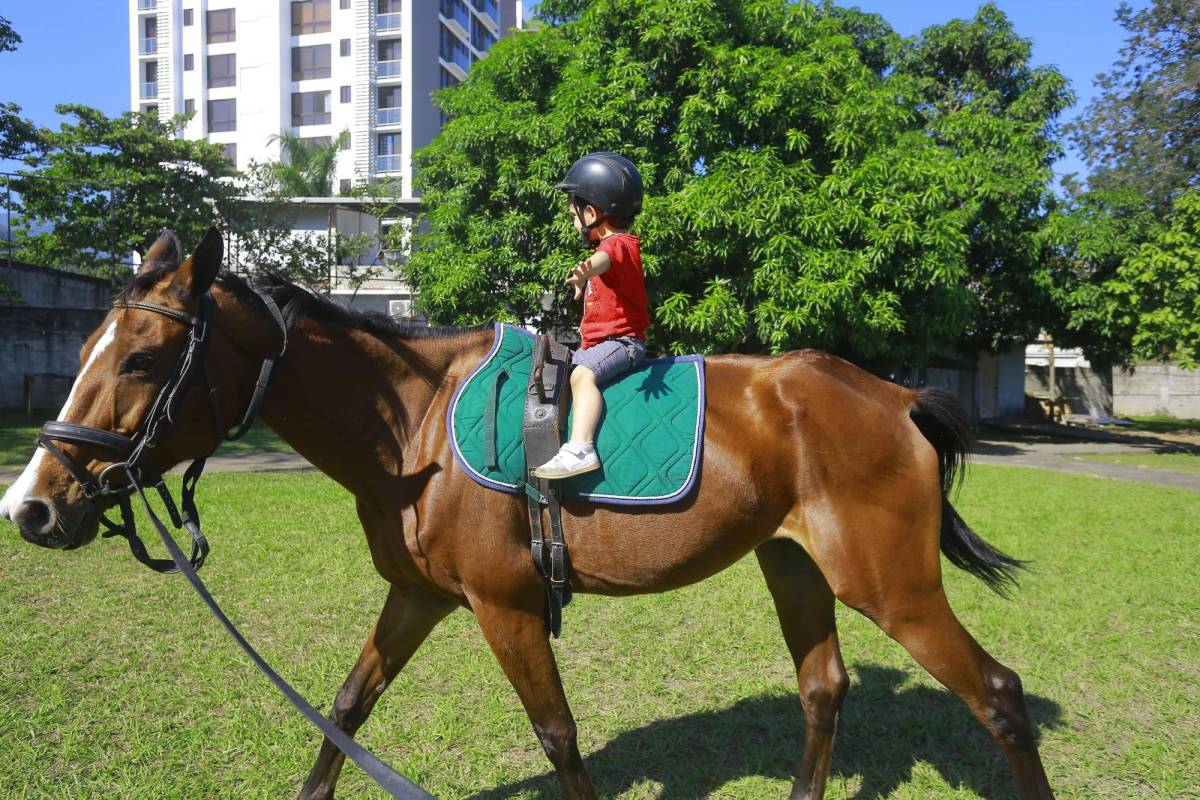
[13,499,55,536]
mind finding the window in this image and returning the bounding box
[183,8,193,25]
[340,134,351,150]
[339,39,351,57]
[340,85,351,103]
[439,24,469,71]
[223,143,237,163]
[291,45,330,80]
[378,0,402,12]
[145,61,158,82]
[471,16,495,52]
[184,99,195,114]
[339,178,351,194]
[291,0,331,35]
[471,0,497,19]
[292,91,331,126]
[184,53,194,71]
[207,9,235,43]
[144,17,157,38]
[439,0,469,30]
[439,66,460,88]
[208,98,236,132]
[377,132,401,154]
[378,39,401,61]
[340,0,351,8]
[378,86,402,108]
[208,54,236,88]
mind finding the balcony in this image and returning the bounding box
[440,0,470,36]
[140,82,158,99]
[378,13,402,31]
[471,0,498,21]
[377,154,404,173]
[378,60,402,78]
[377,107,401,125]
[138,0,157,10]
[139,37,158,55]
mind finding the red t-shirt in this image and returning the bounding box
[579,233,650,348]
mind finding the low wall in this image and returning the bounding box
[1114,363,1200,418]
[1026,365,1113,417]
[1,261,115,412]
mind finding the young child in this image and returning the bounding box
[533,151,649,479]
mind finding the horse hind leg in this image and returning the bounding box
[812,499,1054,799]
[299,581,455,800]
[756,538,849,800]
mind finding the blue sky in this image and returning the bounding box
[1,0,1137,183]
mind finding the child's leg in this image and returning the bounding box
[567,366,602,444]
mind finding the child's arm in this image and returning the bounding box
[565,250,612,300]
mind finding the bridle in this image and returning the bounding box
[30,283,434,799]
[36,290,288,573]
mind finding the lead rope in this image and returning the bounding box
[124,467,433,800]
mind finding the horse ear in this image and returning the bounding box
[139,230,182,274]
[171,227,224,299]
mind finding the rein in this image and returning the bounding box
[35,288,433,800]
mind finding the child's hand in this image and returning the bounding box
[565,260,590,300]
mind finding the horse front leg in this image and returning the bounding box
[472,594,598,800]
[756,539,849,800]
[299,581,455,800]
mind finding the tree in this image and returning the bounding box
[13,105,239,275]
[1070,0,1200,213]
[402,0,1070,365]
[0,15,37,160]
[264,129,350,197]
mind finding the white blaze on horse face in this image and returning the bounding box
[0,321,119,519]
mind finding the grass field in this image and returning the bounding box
[0,411,292,469]
[1125,415,1200,437]
[1076,451,1200,475]
[0,466,1197,799]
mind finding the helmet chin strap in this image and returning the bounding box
[573,197,605,249]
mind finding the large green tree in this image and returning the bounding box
[13,105,238,275]
[1069,0,1199,213]
[0,15,37,160]
[403,0,1070,365]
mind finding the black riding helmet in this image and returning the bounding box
[555,152,643,246]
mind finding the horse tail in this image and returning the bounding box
[909,387,1026,596]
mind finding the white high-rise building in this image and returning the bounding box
[128,0,524,196]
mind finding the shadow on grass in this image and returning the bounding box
[470,664,1063,800]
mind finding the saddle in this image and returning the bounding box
[522,335,574,638]
[447,324,708,637]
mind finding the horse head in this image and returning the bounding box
[1,228,228,550]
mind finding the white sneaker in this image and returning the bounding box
[532,443,600,479]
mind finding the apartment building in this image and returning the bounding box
[128,0,523,314]
[128,0,523,196]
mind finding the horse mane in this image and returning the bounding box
[119,262,485,342]
[220,272,484,341]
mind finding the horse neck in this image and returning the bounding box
[250,313,491,495]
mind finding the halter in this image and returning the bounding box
[36,289,289,573]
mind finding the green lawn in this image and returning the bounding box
[0,466,1196,799]
[0,411,292,469]
[1124,414,1200,437]
[1076,451,1200,475]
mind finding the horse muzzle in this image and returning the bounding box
[5,493,100,550]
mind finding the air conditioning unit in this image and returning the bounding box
[388,298,412,319]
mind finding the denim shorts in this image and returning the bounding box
[571,336,646,386]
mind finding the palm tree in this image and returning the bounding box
[266,129,349,196]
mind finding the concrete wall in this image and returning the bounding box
[1026,365,1114,417]
[978,348,1025,418]
[0,262,112,411]
[1114,363,1200,418]
[2,261,111,309]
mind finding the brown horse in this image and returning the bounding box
[0,231,1055,799]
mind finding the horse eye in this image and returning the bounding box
[123,353,155,373]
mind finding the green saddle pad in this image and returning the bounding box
[447,325,706,505]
